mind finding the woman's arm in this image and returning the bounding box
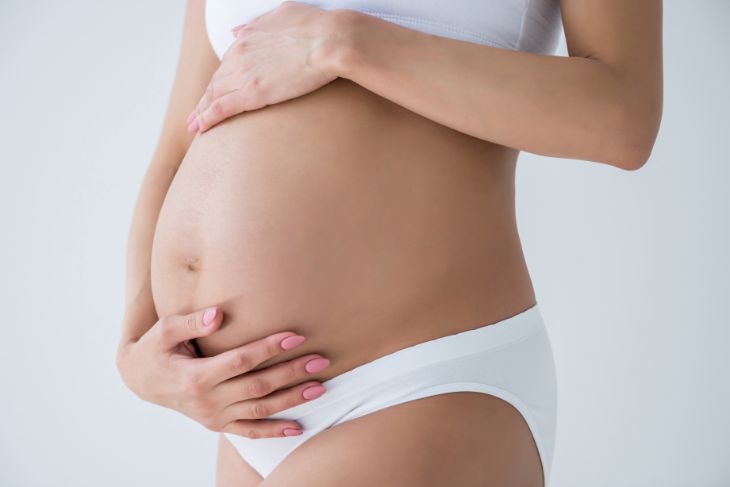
[122,0,219,342]
[118,0,328,439]
[328,0,663,171]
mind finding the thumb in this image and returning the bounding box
[157,306,222,350]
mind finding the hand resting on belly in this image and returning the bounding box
[116,305,334,439]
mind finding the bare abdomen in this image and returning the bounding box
[150,77,534,378]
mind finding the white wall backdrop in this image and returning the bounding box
[1,1,728,486]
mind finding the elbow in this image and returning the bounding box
[609,96,663,172]
[613,142,653,172]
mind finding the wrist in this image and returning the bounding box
[314,8,369,80]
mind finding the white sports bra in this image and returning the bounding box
[205,0,563,60]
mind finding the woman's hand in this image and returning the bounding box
[186,1,351,133]
[115,306,330,438]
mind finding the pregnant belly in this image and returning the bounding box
[150,78,533,377]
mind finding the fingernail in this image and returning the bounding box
[302,385,326,400]
[231,23,246,34]
[280,335,306,350]
[187,119,199,133]
[304,357,330,374]
[203,307,217,326]
[186,110,197,124]
[282,427,302,436]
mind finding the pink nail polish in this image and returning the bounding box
[187,119,199,133]
[186,111,197,124]
[304,357,330,374]
[203,307,217,326]
[280,335,306,350]
[282,427,302,436]
[302,385,326,400]
[231,23,246,34]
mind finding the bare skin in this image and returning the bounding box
[161,75,538,486]
[217,392,543,487]
[159,47,540,487]
[261,392,543,487]
[152,73,536,371]
[123,0,662,485]
[117,0,332,446]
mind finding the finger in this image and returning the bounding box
[192,70,243,124]
[215,353,329,406]
[186,62,241,132]
[186,103,201,132]
[197,85,262,134]
[186,109,197,125]
[230,23,247,37]
[220,418,303,439]
[188,77,220,129]
[194,331,307,385]
[156,306,222,351]
[231,6,276,36]
[222,380,325,425]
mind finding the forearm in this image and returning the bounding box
[329,11,658,170]
[122,156,181,344]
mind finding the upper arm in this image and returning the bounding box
[150,0,220,169]
[560,0,663,166]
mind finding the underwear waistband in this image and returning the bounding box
[270,303,546,418]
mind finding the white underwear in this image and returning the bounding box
[224,303,558,484]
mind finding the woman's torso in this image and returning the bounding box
[150,1,561,379]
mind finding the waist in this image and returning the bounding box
[150,77,535,371]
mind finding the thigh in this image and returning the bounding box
[260,392,544,487]
[215,433,264,487]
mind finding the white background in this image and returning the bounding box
[1,1,728,486]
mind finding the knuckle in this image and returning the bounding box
[285,361,300,381]
[246,377,271,398]
[248,74,262,90]
[265,336,282,357]
[230,351,253,375]
[211,100,224,117]
[185,314,199,334]
[282,389,303,409]
[247,428,259,439]
[291,387,307,406]
[196,110,207,127]
[249,401,270,419]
